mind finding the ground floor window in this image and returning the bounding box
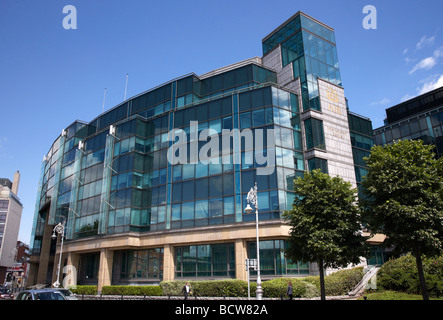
[117,248,164,280]
[367,246,387,266]
[79,252,100,284]
[175,243,235,278]
[248,239,309,276]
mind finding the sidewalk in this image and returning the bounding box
[76,294,360,300]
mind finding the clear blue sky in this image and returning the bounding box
[1,0,442,244]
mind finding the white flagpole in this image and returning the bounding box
[124,74,128,101]
[102,88,107,114]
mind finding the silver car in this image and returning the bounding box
[16,289,69,300]
[56,288,78,300]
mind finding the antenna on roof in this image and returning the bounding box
[124,74,128,101]
[102,88,107,114]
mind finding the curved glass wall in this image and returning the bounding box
[30,63,302,251]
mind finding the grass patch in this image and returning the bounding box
[358,290,443,300]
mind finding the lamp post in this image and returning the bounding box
[51,219,66,288]
[244,182,263,300]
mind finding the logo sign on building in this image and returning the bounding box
[317,78,357,188]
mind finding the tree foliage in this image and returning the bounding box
[362,140,443,256]
[283,169,369,299]
[361,139,443,299]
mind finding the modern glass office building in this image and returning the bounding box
[374,86,443,157]
[28,12,372,289]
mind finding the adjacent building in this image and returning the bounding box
[28,11,373,290]
[0,171,23,284]
[374,86,443,157]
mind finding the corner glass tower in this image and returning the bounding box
[263,13,342,112]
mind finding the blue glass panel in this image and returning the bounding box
[171,203,181,221]
[195,162,209,178]
[209,197,223,217]
[182,201,194,220]
[195,199,208,219]
[223,196,234,215]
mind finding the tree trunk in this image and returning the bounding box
[413,247,429,300]
[319,259,326,300]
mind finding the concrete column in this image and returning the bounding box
[36,211,54,285]
[12,171,20,196]
[97,249,113,293]
[163,244,175,281]
[66,252,80,288]
[27,261,38,287]
[235,239,248,281]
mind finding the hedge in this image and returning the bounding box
[377,254,443,297]
[101,285,162,296]
[160,280,254,298]
[161,278,319,298]
[302,267,364,296]
[261,278,319,298]
[68,267,363,298]
[70,285,98,295]
[70,285,162,296]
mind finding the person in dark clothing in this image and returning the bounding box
[182,282,191,300]
[286,281,293,300]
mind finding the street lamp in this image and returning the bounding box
[245,182,263,300]
[51,219,66,288]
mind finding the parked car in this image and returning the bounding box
[15,289,68,300]
[57,288,78,300]
[0,288,14,300]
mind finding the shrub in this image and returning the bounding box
[377,254,443,297]
[71,266,364,298]
[303,267,364,296]
[193,280,253,298]
[160,280,188,296]
[160,278,320,298]
[160,280,255,297]
[101,285,162,296]
[70,285,97,295]
[261,278,319,298]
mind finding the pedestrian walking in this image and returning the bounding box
[182,282,191,300]
[286,281,293,300]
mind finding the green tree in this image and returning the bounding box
[362,139,443,300]
[283,169,369,300]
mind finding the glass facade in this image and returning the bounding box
[114,248,164,281]
[263,12,341,112]
[304,117,325,150]
[31,66,304,246]
[375,106,443,158]
[348,113,374,192]
[248,240,309,276]
[175,243,235,278]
